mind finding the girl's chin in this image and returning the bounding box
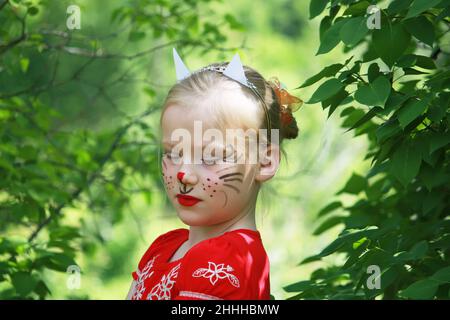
[176,211,223,227]
[176,210,202,223]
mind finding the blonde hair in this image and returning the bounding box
[160,62,299,144]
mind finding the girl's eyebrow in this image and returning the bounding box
[202,139,227,149]
[162,140,236,153]
[202,141,228,153]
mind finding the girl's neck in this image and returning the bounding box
[186,203,257,247]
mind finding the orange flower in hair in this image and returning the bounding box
[267,77,303,126]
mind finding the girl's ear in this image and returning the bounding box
[255,143,280,182]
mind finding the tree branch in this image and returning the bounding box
[27,107,158,243]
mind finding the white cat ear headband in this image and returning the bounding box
[172,47,272,138]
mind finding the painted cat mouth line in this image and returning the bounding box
[179,186,193,194]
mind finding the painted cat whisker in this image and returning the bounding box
[219,172,243,180]
[223,178,243,183]
[223,184,240,194]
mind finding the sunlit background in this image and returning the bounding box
[1,0,371,299]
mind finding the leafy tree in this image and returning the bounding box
[285,0,450,299]
[0,0,241,299]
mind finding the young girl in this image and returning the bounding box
[126,49,301,300]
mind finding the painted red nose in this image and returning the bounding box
[177,172,185,182]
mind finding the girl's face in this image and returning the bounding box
[160,103,260,227]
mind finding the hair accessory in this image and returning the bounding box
[172,48,272,141]
[267,77,302,126]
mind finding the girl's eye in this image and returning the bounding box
[202,155,237,165]
[202,156,218,166]
[223,155,235,163]
[223,148,238,163]
[163,150,182,161]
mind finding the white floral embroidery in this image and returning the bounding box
[192,261,240,288]
[131,254,158,300]
[147,262,181,300]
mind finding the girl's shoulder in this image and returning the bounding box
[184,228,266,263]
[174,229,269,300]
[136,228,188,265]
[147,228,189,252]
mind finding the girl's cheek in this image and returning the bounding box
[162,161,175,192]
[201,176,220,198]
[200,163,245,199]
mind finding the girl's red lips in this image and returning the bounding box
[176,194,202,207]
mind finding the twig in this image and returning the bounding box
[0,11,26,55]
[27,107,158,242]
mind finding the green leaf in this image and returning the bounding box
[367,63,380,82]
[317,201,342,217]
[34,280,52,298]
[338,173,367,195]
[403,67,429,75]
[11,272,38,297]
[40,252,77,272]
[385,91,410,113]
[224,14,244,30]
[323,89,350,118]
[317,19,347,55]
[319,226,378,257]
[343,1,371,16]
[49,226,80,241]
[390,139,422,186]
[422,190,443,214]
[310,0,329,19]
[283,280,314,293]
[372,22,411,67]
[340,106,365,129]
[364,266,400,299]
[297,63,343,88]
[397,97,429,129]
[365,178,387,201]
[27,6,39,16]
[414,55,436,69]
[352,236,368,250]
[307,78,344,104]
[431,266,450,283]
[298,254,322,265]
[354,76,391,107]
[319,15,332,41]
[388,0,414,15]
[20,58,30,73]
[403,16,435,46]
[405,0,442,19]
[340,16,368,46]
[400,279,439,299]
[344,106,382,132]
[397,54,417,68]
[313,216,346,235]
[409,240,428,259]
[128,31,146,42]
[429,131,450,154]
[428,93,449,122]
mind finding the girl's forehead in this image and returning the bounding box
[162,88,260,127]
[161,91,261,154]
[162,103,214,129]
[162,137,228,148]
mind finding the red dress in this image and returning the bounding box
[130,228,271,300]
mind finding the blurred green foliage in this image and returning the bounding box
[1,0,448,300]
[285,0,450,300]
[0,0,242,299]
